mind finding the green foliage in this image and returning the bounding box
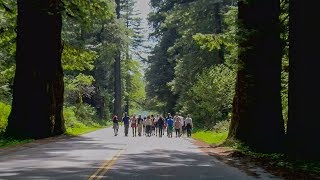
[74,104,98,124]
[193,6,238,67]
[0,0,138,139]
[213,120,230,133]
[0,0,17,103]
[64,74,95,105]
[280,0,289,128]
[0,134,32,148]
[184,65,235,128]
[66,126,103,136]
[229,140,320,176]
[0,102,11,132]
[64,105,110,136]
[281,57,289,128]
[193,130,228,145]
[146,1,238,122]
[63,0,114,28]
[193,33,224,51]
[62,45,97,71]
[166,1,221,104]
[122,58,146,114]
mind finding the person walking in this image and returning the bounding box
[165,113,171,136]
[154,114,159,136]
[146,115,152,137]
[150,115,155,136]
[143,116,147,136]
[131,114,137,137]
[137,114,143,136]
[174,117,181,138]
[112,115,119,136]
[122,112,130,137]
[179,114,185,137]
[158,115,165,137]
[167,115,174,138]
[185,114,193,137]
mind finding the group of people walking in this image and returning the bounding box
[112,112,193,138]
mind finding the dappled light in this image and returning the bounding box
[0,0,319,179]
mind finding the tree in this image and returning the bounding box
[287,0,320,160]
[114,0,122,119]
[145,0,180,113]
[6,0,65,138]
[228,0,285,152]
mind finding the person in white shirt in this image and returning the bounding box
[145,115,153,137]
[154,114,159,136]
[178,115,184,137]
[185,114,193,137]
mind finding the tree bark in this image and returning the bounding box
[287,0,320,160]
[228,0,285,152]
[5,0,65,138]
[114,0,122,119]
[213,2,224,64]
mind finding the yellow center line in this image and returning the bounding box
[88,146,127,180]
[88,159,111,180]
[95,148,125,180]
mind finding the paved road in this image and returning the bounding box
[0,127,281,180]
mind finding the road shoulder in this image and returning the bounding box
[191,137,320,180]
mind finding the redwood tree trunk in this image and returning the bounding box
[6,0,65,138]
[287,0,320,160]
[228,0,285,152]
[114,0,122,119]
[213,2,224,64]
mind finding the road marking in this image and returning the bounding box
[88,159,111,180]
[95,148,125,179]
[88,146,126,180]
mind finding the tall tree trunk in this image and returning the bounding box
[287,0,320,160]
[114,0,122,119]
[6,0,65,138]
[213,2,224,64]
[228,0,284,152]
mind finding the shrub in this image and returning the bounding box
[213,120,230,133]
[184,64,236,129]
[0,102,11,132]
[74,103,98,124]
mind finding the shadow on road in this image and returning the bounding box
[0,132,279,180]
[103,149,277,180]
[0,135,126,180]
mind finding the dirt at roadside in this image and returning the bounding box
[191,138,320,180]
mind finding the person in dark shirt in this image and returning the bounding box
[143,116,147,136]
[112,115,119,136]
[157,115,165,137]
[122,112,130,136]
[137,115,144,136]
[165,113,171,136]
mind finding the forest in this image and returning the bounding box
[0,0,146,137]
[1,0,320,166]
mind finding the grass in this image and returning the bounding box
[192,130,228,145]
[193,131,320,177]
[0,133,33,148]
[65,119,112,136]
[225,140,320,176]
[65,126,105,136]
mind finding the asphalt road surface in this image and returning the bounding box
[0,127,281,180]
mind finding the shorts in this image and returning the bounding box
[113,123,119,129]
